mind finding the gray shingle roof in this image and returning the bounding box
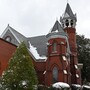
[2,25,47,60]
[64,3,77,21]
[51,20,64,33]
[46,20,67,38]
[60,3,77,22]
[27,35,47,57]
[65,3,74,17]
[1,25,69,61]
[9,26,28,47]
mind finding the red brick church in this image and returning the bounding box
[0,3,81,86]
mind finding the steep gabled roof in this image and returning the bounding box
[0,25,47,61]
[51,20,64,33]
[65,3,74,17]
[1,25,28,46]
[9,26,28,45]
[46,20,67,38]
[0,24,69,61]
[60,3,77,22]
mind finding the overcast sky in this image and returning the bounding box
[0,0,90,38]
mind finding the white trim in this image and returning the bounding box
[9,29,20,43]
[65,37,71,54]
[47,35,67,40]
[76,74,79,78]
[64,13,70,18]
[0,25,20,43]
[43,70,46,74]
[0,26,9,38]
[62,56,67,61]
[63,70,67,74]
[74,65,78,69]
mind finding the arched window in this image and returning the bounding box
[5,36,12,42]
[53,67,58,83]
[52,43,57,52]
[65,19,69,27]
[71,20,73,26]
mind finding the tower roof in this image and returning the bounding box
[65,3,74,17]
[46,20,67,38]
[60,3,77,22]
[51,20,64,33]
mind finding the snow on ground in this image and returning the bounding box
[29,41,47,60]
[52,82,70,89]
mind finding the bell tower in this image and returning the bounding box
[60,3,77,29]
[60,3,81,84]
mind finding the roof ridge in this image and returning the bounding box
[27,35,46,39]
[9,26,26,38]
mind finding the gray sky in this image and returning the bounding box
[0,0,90,38]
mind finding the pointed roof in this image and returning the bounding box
[51,20,64,33]
[60,3,77,22]
[9,26,27,43]
[65,3,74,17]
[1,25,28,46]
[46,20,67,38]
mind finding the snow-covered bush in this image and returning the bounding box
[71,84,81,90]
[82,85,90,90]
[52,82,70,90]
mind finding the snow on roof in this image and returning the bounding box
[29,41,47,60]
[82,85,90,89]
[52,82,70,89]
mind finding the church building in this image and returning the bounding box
[0,3,81,86]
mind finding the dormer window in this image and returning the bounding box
[52,43,57,52]
[65,19,69,27]
[5,36,11,42]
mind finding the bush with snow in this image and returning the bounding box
[71,84,81,90]
[52,82,70,90]
[82,85,90,90]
